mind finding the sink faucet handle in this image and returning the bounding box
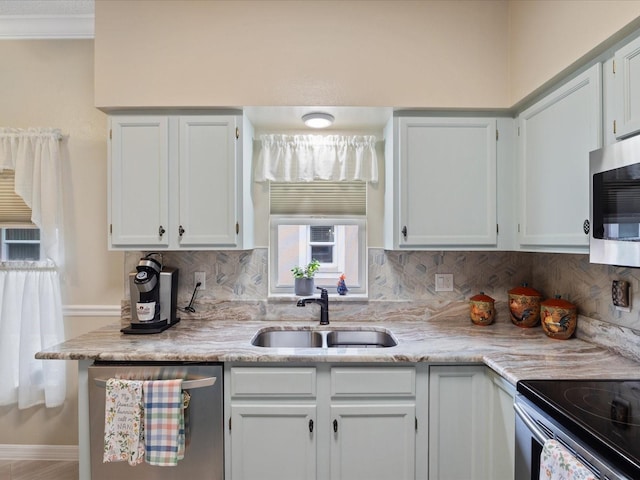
[317,286,328,297]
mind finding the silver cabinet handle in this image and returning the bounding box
[94,375,216,390]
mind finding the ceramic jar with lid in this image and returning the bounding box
[541,295,577,340]
[508,283,542,328]
[469,292,495,326]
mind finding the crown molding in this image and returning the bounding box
[0,14,94,39]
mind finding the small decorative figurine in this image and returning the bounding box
[337,274,348,295]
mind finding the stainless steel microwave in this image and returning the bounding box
[590,134,640,267]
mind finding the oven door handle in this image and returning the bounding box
[514,402,550,445]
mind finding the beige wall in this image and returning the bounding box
[94,0,640,109]
[0,40,122,306]
[94,0,510,108]
[0,40,121,445]
[508,0,640,105]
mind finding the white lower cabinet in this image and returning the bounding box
[230,404,317,480]
[226,364,416,480]
[225,364,513,480]
[330,366,416,480]
[428,365,515,480]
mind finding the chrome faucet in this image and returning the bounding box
[296,287,329,325]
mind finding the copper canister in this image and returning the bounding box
[541,295,577,340]
[508,283,542,328]
[469,292,495,326]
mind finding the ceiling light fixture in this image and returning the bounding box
[302,112,335,129]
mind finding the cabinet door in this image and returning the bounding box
[429,365,489,480]
[398,117,497,247]
[330,404,415,480]
[614,35,640,139]
[487,371,515,480]
[517,64,601,251]
[230,404,316,480]
[109,116,169,247]
[178,116,239,247]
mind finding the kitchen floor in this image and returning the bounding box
[0,460,78,480]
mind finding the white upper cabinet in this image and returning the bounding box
[516,64,602,252]
[108,114,254,250]
[109,116,170,247]
[613,35,640,139]
[384,117,498,250]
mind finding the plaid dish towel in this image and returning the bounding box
[540,439,596,480]
[103,378,145,465]
[143,379,185,466]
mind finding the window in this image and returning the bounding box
[0,170,41,261]
[270,216,366,296]
[1,228,41,261]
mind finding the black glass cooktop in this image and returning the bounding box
[518,379,640,478]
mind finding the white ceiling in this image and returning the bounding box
[245,106,393,132]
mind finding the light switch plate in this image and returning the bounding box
[435,273,453,292]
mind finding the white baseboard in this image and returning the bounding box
[0,444,78,461]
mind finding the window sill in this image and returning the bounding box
[268,293,369,302]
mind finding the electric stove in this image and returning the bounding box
[517,379,640,479]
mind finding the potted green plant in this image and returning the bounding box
[291,259,321,296]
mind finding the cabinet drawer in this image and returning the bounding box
[230,367,316,397]
[331,367,415,397]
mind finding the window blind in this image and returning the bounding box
[0,170,33,226]
[270,182,366,215]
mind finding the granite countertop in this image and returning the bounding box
[37,303,640,386]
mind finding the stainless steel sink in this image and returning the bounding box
[251,329,323,348]
[251,328,397,348]
[326,330,397,348]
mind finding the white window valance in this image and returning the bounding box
[255,134,378,183]
[0,128,64,267]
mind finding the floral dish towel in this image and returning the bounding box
[540,439,596,480]
[103,378,145,465]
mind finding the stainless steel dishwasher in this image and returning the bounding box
[88,361,223,480]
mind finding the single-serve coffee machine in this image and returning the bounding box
[122,253,180,334]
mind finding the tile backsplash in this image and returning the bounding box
[124,248,640,331]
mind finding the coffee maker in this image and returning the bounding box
[122,253,180,334]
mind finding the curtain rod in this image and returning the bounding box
[0,129,63,140]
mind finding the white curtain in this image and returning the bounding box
[255,134,378,183]
[0,128,64,267]
[0,128,66,409]
[0,264,66,408]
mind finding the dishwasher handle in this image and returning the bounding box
[94,375,216,390]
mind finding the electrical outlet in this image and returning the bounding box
[194,272,206,290]
[435,273,453,292]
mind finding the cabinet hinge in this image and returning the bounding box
[229,417,232,431]
[109,129,112,140]
[415,417,418,431]
[235,127,239,140]
[496,223,499,234]
[495,129,499,141]
[614,120,617,135]
[613,59,616,75]
[235,222,240,235]
[109,223,112,235]
[518,223,521,233]
[517,126,520,136]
